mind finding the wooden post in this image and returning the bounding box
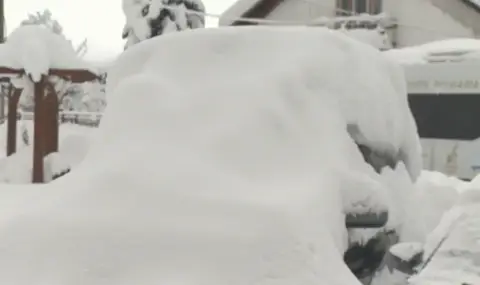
[32,77,45,183]
[6,87,21,156]
[0,0,5,122]
[43,87,59,155]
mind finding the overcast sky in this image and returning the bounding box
[5,0,236,61]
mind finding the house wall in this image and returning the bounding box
[384,0,475,47]
[266,0,336,24]
[260,0,476,47]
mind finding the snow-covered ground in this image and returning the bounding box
[0,121,95,183]
[0,25,424,285]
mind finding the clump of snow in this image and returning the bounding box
[412,171,463,232]
[384,38,480,65]
[0,25,96,81]
[380,164,428,243]
[390,242,424,261]
[43,152,71,182]
[410,199,480,285]
[0,26,420,284]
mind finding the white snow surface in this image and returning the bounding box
[0,26,420,284]
[410,191,480,285]
[340,28,392,50]
[0,25,96,81]
[384,38,480,65]
[390,242,424,261]
[108,26,421,180]
[0,122,94,183]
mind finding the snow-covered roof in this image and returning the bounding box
[384,38,480,65]
[219,0,263,26]
[465,0,480,10]
[0,25,97,82]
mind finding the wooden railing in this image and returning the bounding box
[0,111,103,127]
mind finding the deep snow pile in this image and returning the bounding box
[0,26,420,285]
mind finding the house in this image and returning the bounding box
[219,0,480,48]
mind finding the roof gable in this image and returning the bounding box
[461,0,480,12]
[219,0,284,26]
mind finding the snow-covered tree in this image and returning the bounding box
[122,0,205,49]
[80,72,107,112]
[19,10,89,111]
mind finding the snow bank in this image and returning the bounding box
[0,26,419,284]
[0,25,96,81]
[384,38,480,65]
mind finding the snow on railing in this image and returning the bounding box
[0,111,103,127]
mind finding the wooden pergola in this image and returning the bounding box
[0,67,98,183]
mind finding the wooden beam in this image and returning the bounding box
[6,87,21,156]
[231,0,284,25]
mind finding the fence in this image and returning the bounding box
[0,111,103,127]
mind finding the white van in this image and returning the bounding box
[387,43,480,180]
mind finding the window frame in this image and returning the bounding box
[336,0,382,15]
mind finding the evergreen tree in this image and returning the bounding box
[122,0,205,49]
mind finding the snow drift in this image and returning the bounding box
[0,26,420,285]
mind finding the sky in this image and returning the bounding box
[5,0,237,61]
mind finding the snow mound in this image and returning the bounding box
[108,26,421,180]
[0,26,420,284]
[0,25,96,81]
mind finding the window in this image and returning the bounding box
[336,0,382,15]
[409,93,480,140]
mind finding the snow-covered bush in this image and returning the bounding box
[122,0,206,48]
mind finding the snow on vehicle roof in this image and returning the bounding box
[0,25,97,81]
[384,38,480,65]
[0,26,419,284]
[108,25,421,180]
